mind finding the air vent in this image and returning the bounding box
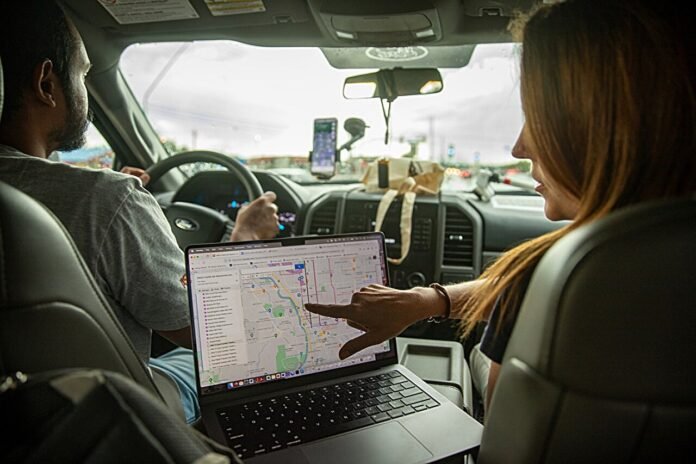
[443,207,474,267]
[309,199,338,235]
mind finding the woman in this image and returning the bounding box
[306,0,696,408]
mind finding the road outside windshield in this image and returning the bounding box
[119,42,528,189]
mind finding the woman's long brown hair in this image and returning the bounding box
[459,0,696,337]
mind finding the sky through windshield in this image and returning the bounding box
[120,42,524,166]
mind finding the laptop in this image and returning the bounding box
[185,232,482,463]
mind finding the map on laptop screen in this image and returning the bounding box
[187,234,392,395]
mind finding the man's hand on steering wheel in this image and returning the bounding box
[120,166,151,186]
[231,191,280,242]
[144,150,270,249]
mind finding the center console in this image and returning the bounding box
[303,190,482,292]
[341,191,440,289]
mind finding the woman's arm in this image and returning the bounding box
[305,280,483,359]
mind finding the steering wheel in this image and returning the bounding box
[146,150,264,249]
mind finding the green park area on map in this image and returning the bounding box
[263,303,285,318]
[276,344,302,372]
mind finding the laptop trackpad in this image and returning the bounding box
[302,422,432,464]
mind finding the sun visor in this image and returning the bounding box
[313,0,442,46]
[321,45,475,69]
[62,0,309,33]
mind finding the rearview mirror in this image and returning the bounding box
[343,68,443,101]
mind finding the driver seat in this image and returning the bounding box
[0,57,184,418]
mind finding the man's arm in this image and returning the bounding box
[97,179,193,352]
[157,327,193,349]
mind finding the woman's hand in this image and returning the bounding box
[305,284,447,360]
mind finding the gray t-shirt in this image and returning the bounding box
[0,145,190,361]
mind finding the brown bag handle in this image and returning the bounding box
[374,188,416,265]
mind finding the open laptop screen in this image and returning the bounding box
[186,233,393,396]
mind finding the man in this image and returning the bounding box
[0,1,279,423]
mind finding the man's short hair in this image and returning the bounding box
[0,1,78,122]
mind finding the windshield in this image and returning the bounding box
[120,42,527,188]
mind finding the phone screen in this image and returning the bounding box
[311,118,338,178]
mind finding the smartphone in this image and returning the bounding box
[311,118,338,178]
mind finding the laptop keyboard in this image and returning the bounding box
[216,370,440,459]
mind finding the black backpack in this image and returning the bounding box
[0,369,243,464]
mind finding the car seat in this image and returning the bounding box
[479,197,696,462]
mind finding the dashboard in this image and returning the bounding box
[301,189,562,290]
[164,169,563,285]
[158,168,562,340]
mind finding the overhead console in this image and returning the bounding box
[303,190,482,289]
[307,0,538,47]
[311,0,442,45]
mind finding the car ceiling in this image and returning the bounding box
[62,0,534,71]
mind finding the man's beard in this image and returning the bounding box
[52,80,93,152]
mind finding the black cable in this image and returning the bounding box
[380,98,392,144]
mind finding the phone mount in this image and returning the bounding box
[308,117,367,180]
[338,118,367,152]
[307,149,332,180]
[473,169,537,201]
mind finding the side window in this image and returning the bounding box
[57,123,115,169]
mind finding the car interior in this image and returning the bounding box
[1,0,695,462]
[71,0,562,359]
